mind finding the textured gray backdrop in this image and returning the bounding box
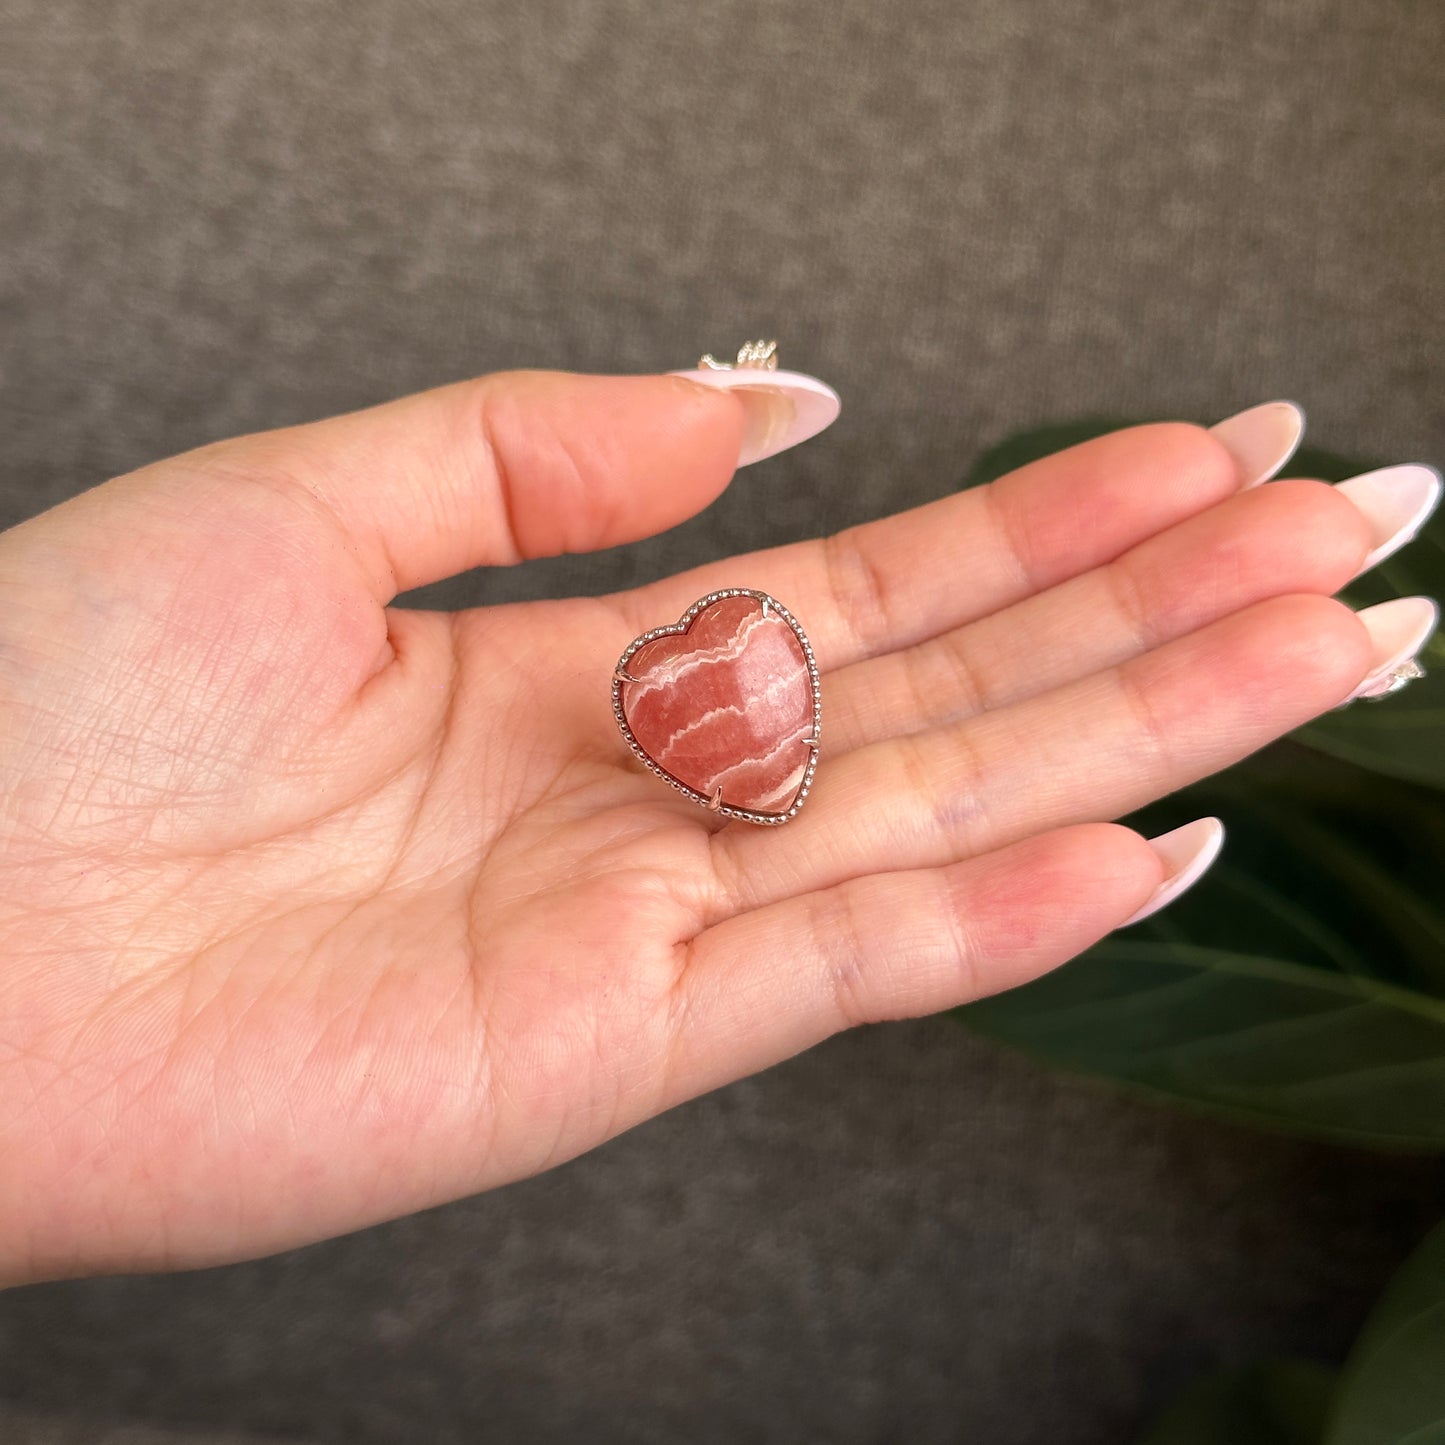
[2,1,1443,1441]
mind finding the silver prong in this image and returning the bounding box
[707,786,724,811]
[614,667,642,685]
[735,340,778,370]
[1364,658,1426,701]
[696,341,779,372]
[802,735,821,750]
[760,595,770,618]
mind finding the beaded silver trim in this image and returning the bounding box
[612,588,821,826]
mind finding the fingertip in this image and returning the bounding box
[1230,477,1376,592]
[1042,820,1172,913]
[473,370,753,558]
[965,823,1168,990]
[1150,592,1376,731]
[1265,592,1378,707]
[1108,421,1243,505]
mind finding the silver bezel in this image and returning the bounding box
[612,588,822,826]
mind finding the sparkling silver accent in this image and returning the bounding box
[611,586,822,826]
[698,340,779,372]
[1364,657,1426,700]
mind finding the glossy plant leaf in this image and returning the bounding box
[1326,1222,1445,1445]
[956,751,1445,1149]
[1135,1360,1336,1445]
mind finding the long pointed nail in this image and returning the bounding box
[670,367,841,467]
[1208,401,1305,489]
[1120,817,1225,926]
[1335,464,1443,574]
[1345,596,1439,701]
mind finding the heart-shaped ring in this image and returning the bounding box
[612,589,821,824]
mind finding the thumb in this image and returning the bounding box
[179,367,834,601]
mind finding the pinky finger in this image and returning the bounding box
[664,820,1221,1103]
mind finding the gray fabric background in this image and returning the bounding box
[2,0,1442,1441]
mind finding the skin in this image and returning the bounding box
[0,371,1376,1286]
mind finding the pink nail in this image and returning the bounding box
[1334,465,1443,575]
[1208,401,1305,489]
[669,364,841,467]
[1120,817,1225,926]
[1345,597,1438,701]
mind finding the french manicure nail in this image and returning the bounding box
[1120,817,1225,926]
[669,365,841,467]
[1208,401,1305,489]
[1335,464,1443,574]
[1346,596,1438,701]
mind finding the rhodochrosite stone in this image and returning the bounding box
[618,593,817,818]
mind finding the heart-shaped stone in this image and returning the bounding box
[613,590,820,823]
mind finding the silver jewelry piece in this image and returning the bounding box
[1363,657,1426,700]
[698,339,779,372]
[612,586,821,826]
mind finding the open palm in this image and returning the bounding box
[1,369,1413,1285]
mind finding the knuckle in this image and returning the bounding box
[806,883,880,1030]
[1116,661,1174,772]
[822,526,897,657]
[1102,556,1155,654]
[929,630,990,717]
[1145,420,1241,493]
[1250,477,1373,573]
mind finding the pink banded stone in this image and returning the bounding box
[621,595,815,816]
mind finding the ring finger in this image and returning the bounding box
[709,594,1374,919]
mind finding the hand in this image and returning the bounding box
[0,371,1406,1284]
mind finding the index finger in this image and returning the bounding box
[611,404,1302,673]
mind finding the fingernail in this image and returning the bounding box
[669,366,841,467]
[1208,401,1305,489]
[1346,596,1439,701]
[1120,817,1225,926]
[1335,464,1443,574]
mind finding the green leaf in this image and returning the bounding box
[956,752,1445,1149]
[1136,1360,1336,1445]
[1326,1223,1445,1445]
[961,938,1445,1149]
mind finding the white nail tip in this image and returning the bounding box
[1349,596,1439,700]
[1208,400,1305,489]
[669,367,841,467]
[1335,465,1443,571]
[1120,817,1225,927]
